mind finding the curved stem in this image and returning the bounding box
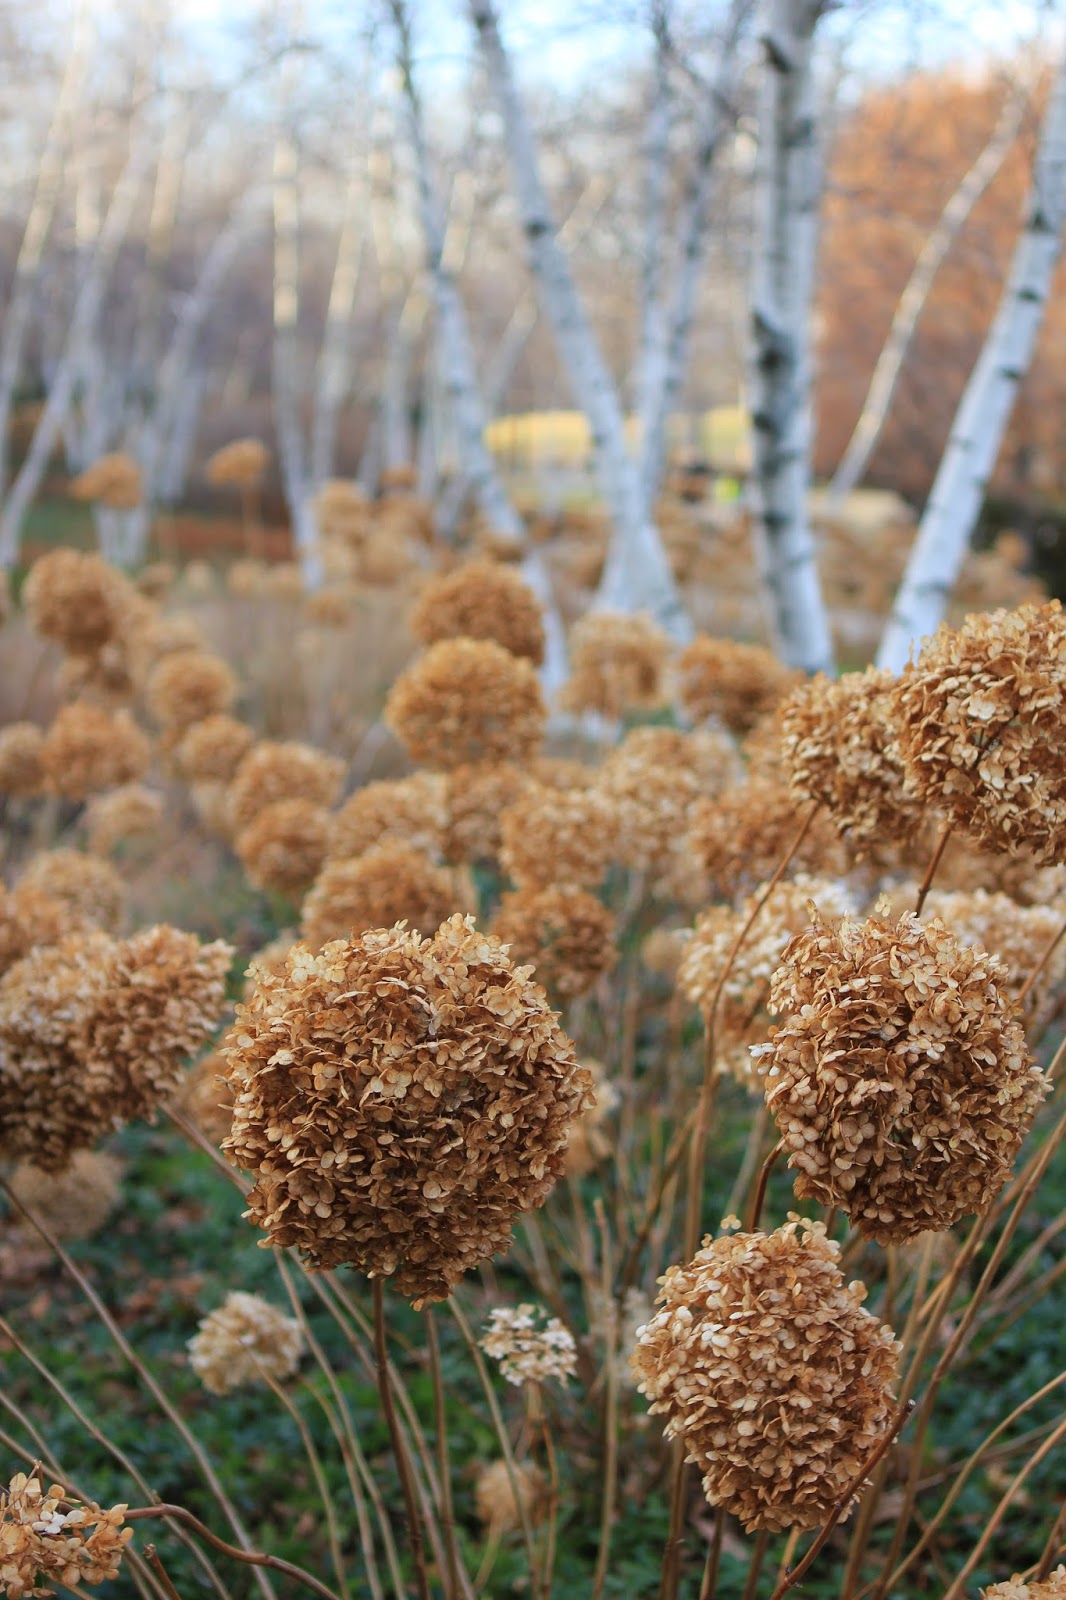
[372,1277,432,1600]
[913,822,952,916]
[747,1140,785,1232]
[125,1506,342,1600]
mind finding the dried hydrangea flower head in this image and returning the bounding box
[69,450,142,509]
[0,724,45,799]
[492,885,616,998]
[175,1051,235,1148]
[222,915,592,1304]
[145,649,237,733]
[679,875,854,1086]
[936,835,1066,908]
[39,704,151,802]
[84,784,164,858]
[386,638,546,770]
[205,436,269,486]
[983,1569,1066,1600]
[675,635,800,734]
[761,908,1048,1241]
[8,1150,122,1242]
[175,713,256,784]
[563,1059,618,1177]
[481,1304,578,1386]
[444,762,530,865]
[890,601,1066,863]
[23,549,128,655]
[17,850,126,933]
[684,778,845,905]
[631,1217,901,1532]
[227,740,344,835]
[474,1460,546,1533]
[301,842,466,950]
[921,887,1066,1036]
[779,667,926,854]
[329,774,447,864]
[598,726,742,881]
[409,559,546,664]
[0,1470,133,1597]
[500,783,620,890]
[235,799,329,899]
[559,611,670,719]
[187,1291,304,1395]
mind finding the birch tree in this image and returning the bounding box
[877,55,1066,673]
[747,0,834,675]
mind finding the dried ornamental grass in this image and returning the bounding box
[0,1470,133,1597]
[492,885,617,998]
[301,843,466,950]
[500,783,621,890]
[84,784,164,857]
[69,450,142,509]
[221,915,592,1304]
[474,1460,546,1533]
[760,909,1048,1241]
[0,725,45,798]
[187,1291,304,1394]
[631,1217,901,1532]
[444,763,530,866]
[675,635,800,734]
[386,639,546,770]
[8,1150,122,1241]
[23,549,126,655]
[890,601,1066,862]
[205,437,269,486]
[144,649,237,732]
[39,704,151,801]
[175,713,256,784]
[227,741,344,835]
[235,799,330,899]
[409,559,546,664]
[481,1304,578,1386]
[329,774,447,864]
[17,851,125,933]
[559,611,670,719]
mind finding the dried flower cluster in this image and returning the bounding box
[8,1150,122,1242]
[493,885,616,997]
[84,785,164,857]
[226,740,344,836]
[187,1291,304,1394]
[559,611,669,719]
[685,778,844,904]
[69,450,142,509]
[175,713,256,783]
[205,437,269,486]
[891,601,1066,862]
[386,639,546,770]
[444,763,530,865]
[474,1460,546,1533]
[760,909,1048,1240]
[631,1218,900,1532]
[176,1052,235,1147]
[922,887,1066,1033]
[983,1570,1066,1600]
[599,726,741,879]
[409,559,545,664]
[235,799,330,899]
[329,774,447,863]
[0,725,45,798]
[0,1471,133,1597]
[23,549,126,656]
[39,704,150,802]
[675,636,799,734]
[17,850,126,933]
[145,649,237,733]
[301,842,465,949]
[222,915,591,1303]
[500,784,620,889]
[481,1304,578,1386]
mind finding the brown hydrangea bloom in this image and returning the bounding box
[500,783,620,889]
[530,755,594,791]
[145,649,237,732]
[175,1051,235,1147]
[0,1470,133,1596]
[474,1461,546,1533]
[23,549,127,655]
[8,1150,122,1241]
[935,834,1066,908]
[221,915,592,1304]
[778,668,926,853]
[921,887,1066,1036]
[641,926,691,980]
[492,885,616,998]
[679,875,854,1086]
[386,639,546,771]
[205,436,269,486]
[761,909,1048,1241]
[235,799,330,899]
[302,843,466,950]
[188,1292,304,1394]
[632,1217,900,1532]
[684,778,845,905]
[890,601,1066,862]
[0,886,82,978]
[409,560,546,665]
[84,784,164,857]
[124,609,207,688]
[242,933,300,995]
[563,1060,618,1177]
[983,1570,1066,1600]
[559,611,670,719]
[226,558,269,599]
[675,636,800,734]
[40,703,151,802]
[135,561,176,601]
[175,713,256,783]
[17,850,126,932]
[303,588,355,628]
[598,726,743,881]
[228,740,345,835]
[330,774,447,864]
[69,450,142,509]
[0,724,45,798]
[444,763,530,866]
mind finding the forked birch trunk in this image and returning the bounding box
[747,0,834,674]
[877,55,1066,673]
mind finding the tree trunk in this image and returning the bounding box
[272,122,322,587]
[877,55,1066,673]
[747,0,834,674]
[309,167,366,490]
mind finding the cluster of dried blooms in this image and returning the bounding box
[500,784,620,890]
[474,1460,546,1534]
[921,887,1066,1034]
[174,713,256,783]
[17,851,126,933]
[444,763,530,866]
[205,436,269,486]
[301,842,466,949]
[8,1150,122,1242]
[235,799,330,899]
[38,704,150,801]
[175,1052,235,1148]
[84,785,164,858]
[222,915,591,1304]
[69,450,142,509]
[675,636,800,734]
[386,639,546,770]
[684,778,845,904]
[983,1570,1066,1600]
[778,667,926,853]
[481,1304,578,1386]
[187,1291,304,1394]
[145,649,237,734]
[891,601,1066,862]
[493,885,616,998]
[599,726,741,882]
[760,908,1048,1240]
[22,549,127,657]
[227,741,344,835]
[0,725,45,798]
[410,559,546,664]
[0,925,231,1169]
[631,1218,900,1531]
[559,611,669,719]
[329,774,447,863]
[679,876,854,1085]
[0,1471,133,1597]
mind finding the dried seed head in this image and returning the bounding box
[205,437,269,486]
[302,842,467,950]
[386,638,546,770]
[8,1150,122,1242]
[481,1303,578,1386]
[187,1291,304,1394]
[69,450,142,509]
[39,703,150,801]
[145,649,237,732]
[559,611,670,719]
[23,549,128,655]
[500,783,621,890]
[598,726,743,880]
[17,850,126,933]
[474,1460,546,1533]
[409,559,545,664]
[0,724,45,799]
[222,915,592,1304]
[675,636,800,734]
[444,763,530,866]
[175,713,256,783]
[329,774,447,863]
[227,740,344,835]
[492,885,616,998]
[921,887,1066,1037]
[684,779,845,904]
[632,1217,901,1532]
[0,1470,133,1596]
[235,799,330,899]
[761,908,1049,1240]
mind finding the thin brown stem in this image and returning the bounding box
[591,1200,619,1600]
[372,1278,432,1600]
[144,1546,185,1600]
[699,1506,727,1600]
[1018,913,1066,1008]
[913,821,952,916]
[1035,1495,1066,1582]
[742,1530,771,1600]
[426,1306,465,1600]
[125,1507,342,1600]
[747,1140,785,1233]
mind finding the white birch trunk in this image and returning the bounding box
[877,56,1066,673]
[747,0,834,675]
[827,80,1027,510]
[309,167,366,489]
[469,0,690,640]
[272,122,322,588]
[633,1,673,421]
